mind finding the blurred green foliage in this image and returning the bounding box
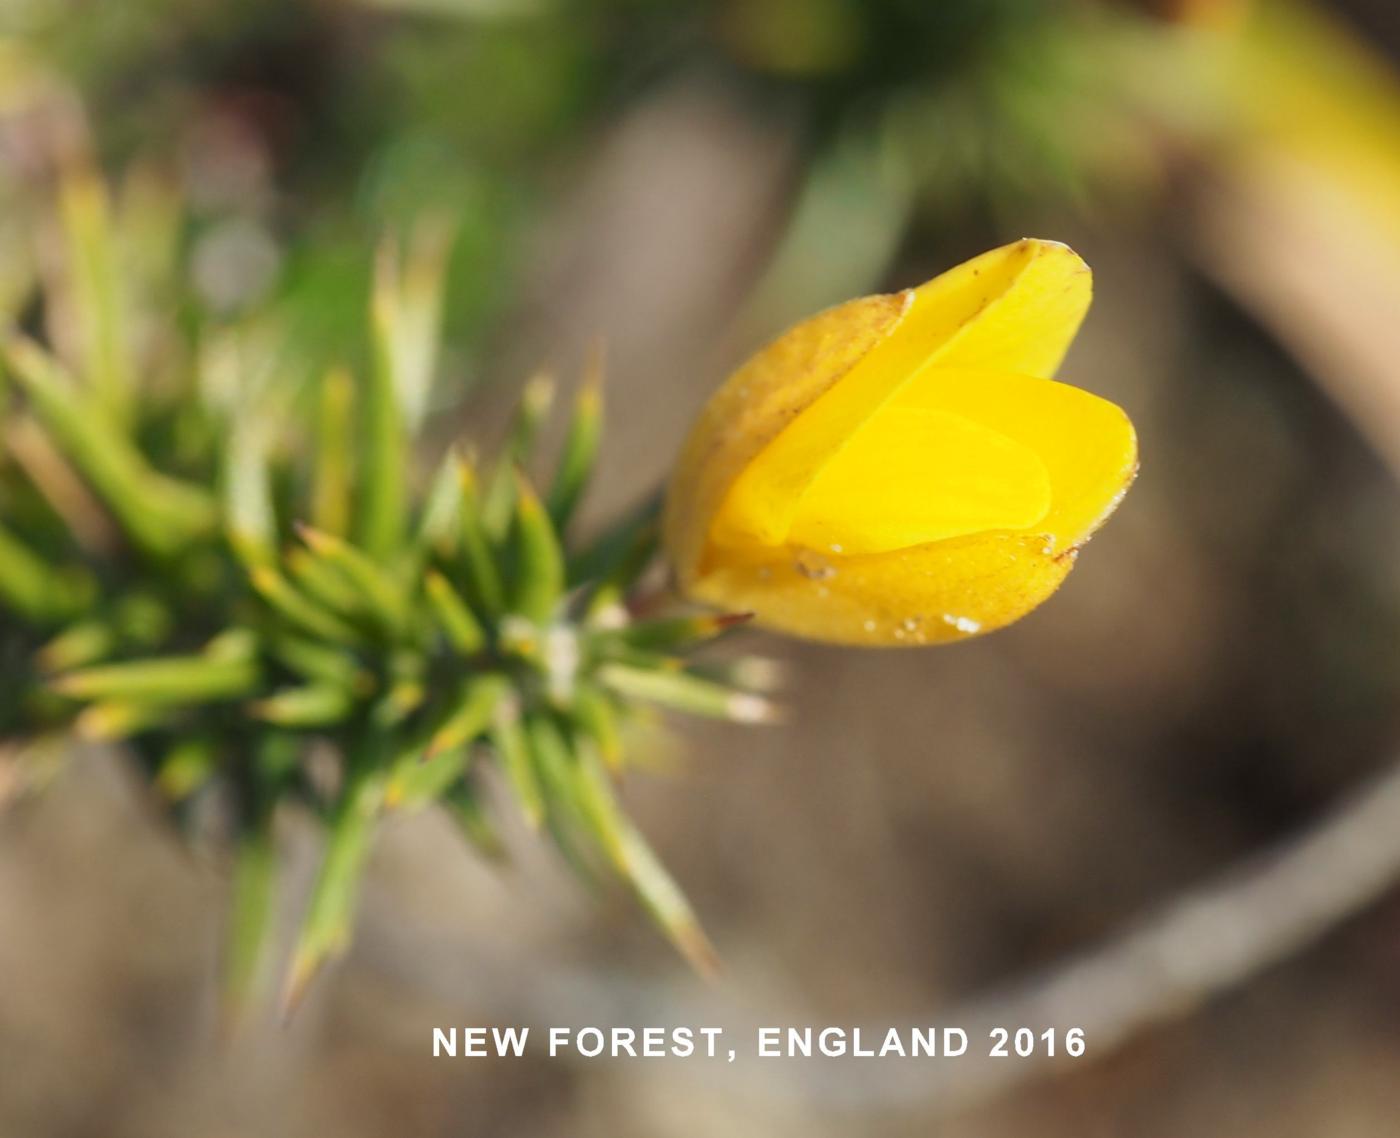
[0,0,1177,393]
[0,160,773,1013]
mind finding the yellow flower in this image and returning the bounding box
[664,238,1137,646]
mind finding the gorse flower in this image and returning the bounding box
[665,238,1138,645]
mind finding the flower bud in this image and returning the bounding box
[664,239,1137,645]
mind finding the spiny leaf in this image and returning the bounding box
[66,593,174,660]
[252,684,354,728]
[313,367,354,538]
[484,372,553,536]
[36,619,115,673]
[371,677,426,728]
[489,700,544,830]
[572,740,718,978]
[571,681,623,771]
[598,611,752,653]
[204,627,258,661]
[5,414,117,552]
[424,673,509,759]
[268,636,366,691]
[385,678,507,810]
[509,473,565,625]
[689,655,787,694]
[286,547,362,617]
[282,758,384,1015]
[155,735,217,800]
[384,745,464,812]
[224,410,277,568]
[251,567,363,645]
[547,349,602,533]
[223,813,277,1024]
[415,447,465,559]
[599,663,779,723]
[75,699,174,740]
[0,521,90,621]
[53,653,261,704]
[354,219,452,555]
[381,216,454,434]
[424,569,485,654]
[522,709,598,877]
[523,708,579,810]
[454,458,504,615]
[590,643,682,674]
[4,333,216,555]
[296,523,408,634]
[57,164,130,421]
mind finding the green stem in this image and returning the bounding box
[282,739,385,1013]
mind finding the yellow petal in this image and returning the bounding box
[780,408,1051,556]
[663,239,1134,647]
[706,239,1091,549]
[909,237,1093,378]
[665,290,910,589]
[689,532,1075,646]
[891,367,1138,550]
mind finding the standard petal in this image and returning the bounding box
[690,532,1075,646]
[707,239,1092,549]
[892,367,1138,550]
[780,408,1051,556]
[910,237,1092,379]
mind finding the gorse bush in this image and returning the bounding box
[0,163,773,1013]
[0,153,1138,1021]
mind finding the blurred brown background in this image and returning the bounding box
[8,0,1400,1133]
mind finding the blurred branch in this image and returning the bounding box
[858,752,1400,1115]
